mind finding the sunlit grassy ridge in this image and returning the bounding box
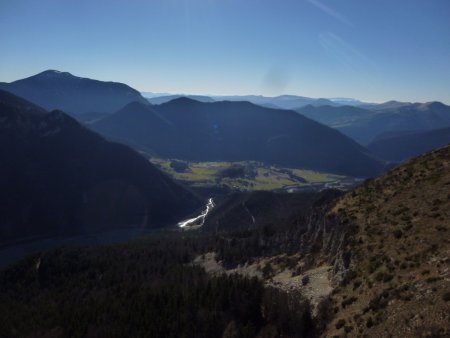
[326,145,450,337]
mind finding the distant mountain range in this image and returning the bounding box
[146,94,450,157]
[0,90,200,244]
[297,101,450,145]
[0,70,148,115]
[2,70,448,169]
[91,98,385,177]
[213,95,367,109]
[144,92,367,109]
[297,105,374,129]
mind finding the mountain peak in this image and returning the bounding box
[1,70,148,114]
[419,101,447,110]
[18,70,81,84]
[35,70,76,79]
[163,96,203,106]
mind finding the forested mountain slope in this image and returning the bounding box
[0,90,201,244]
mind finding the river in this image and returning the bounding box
[178,198,215,228]
[0,199,216,269]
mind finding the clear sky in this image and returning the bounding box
[1,0,449,103]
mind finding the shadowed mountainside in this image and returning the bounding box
[92,98,385,177]
[0,90,201,244]
[367,126,450,162]
[201,190,342,234]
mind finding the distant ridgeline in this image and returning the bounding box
[297,101,450,146]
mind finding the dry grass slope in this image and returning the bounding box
[326,145,450,337]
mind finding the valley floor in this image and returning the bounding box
[150,158,361,192]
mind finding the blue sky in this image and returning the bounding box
[1,0,449,103]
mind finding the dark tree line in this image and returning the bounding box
[0,235,318,338]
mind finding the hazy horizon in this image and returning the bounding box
[1,0,449,104]
[3,68,450,106]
